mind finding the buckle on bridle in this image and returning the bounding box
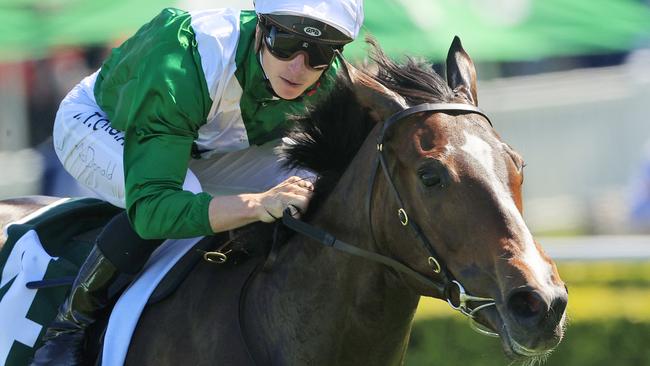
[428,256,441,273]
[397,208,408,225]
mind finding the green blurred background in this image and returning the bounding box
[409,262,650,365]
[2,0,649,62]
[1,1,650,365]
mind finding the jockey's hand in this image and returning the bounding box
[256,176,314,222]
[207,176,315,233]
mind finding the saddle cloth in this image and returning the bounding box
[0,198,202,366]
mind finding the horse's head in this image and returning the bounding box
[282,36,567,361]
[348,37,568,360]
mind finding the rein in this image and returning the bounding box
[282,211,445,294]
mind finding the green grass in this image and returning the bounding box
[407,261,650,365]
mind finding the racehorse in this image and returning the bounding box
[0,37,567,365]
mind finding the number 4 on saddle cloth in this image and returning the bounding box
[0,198,279,366]
[0,198,119,365]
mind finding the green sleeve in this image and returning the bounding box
[123,129,214,239]
[94,8,214,239]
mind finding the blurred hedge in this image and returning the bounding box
[406,317,650,366]
[407,262,650,365]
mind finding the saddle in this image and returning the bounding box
[148,219,288,304]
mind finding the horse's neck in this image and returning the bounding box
[250,144,421,365]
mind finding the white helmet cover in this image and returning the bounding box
[254,0,364,40]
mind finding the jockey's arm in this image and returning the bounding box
[207,176,314,232]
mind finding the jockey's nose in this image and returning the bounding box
[288,53,308,72]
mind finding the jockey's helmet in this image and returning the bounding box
[254,0,363,69]
[254,0,363,43]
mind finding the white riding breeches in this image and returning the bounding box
[53,71,315,208]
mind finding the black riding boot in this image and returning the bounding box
[30,246,123,365]
[30,211,162,366]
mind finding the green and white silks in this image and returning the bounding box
[53,8,339,239]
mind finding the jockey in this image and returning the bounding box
[31,0,364,364]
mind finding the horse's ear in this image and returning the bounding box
[446,36,478,106]
[338,56,407,122]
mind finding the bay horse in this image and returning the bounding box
[0,37,567,365]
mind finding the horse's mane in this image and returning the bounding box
[282,40,455,215]
[366,38,456,106]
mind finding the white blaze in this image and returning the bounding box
[460,131,554,289]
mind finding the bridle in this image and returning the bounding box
[235,102,501,365]
[282,102,499,337]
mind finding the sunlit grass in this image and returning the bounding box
[565,286,650,321]
[415,296,457,320]
[415,261,650,322]
[558,261,650,287]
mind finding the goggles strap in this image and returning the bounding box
[258,50,269,80]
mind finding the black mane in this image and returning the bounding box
[367,38,456,106]
[282,42,455,214]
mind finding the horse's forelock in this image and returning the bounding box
[366,37,456,105]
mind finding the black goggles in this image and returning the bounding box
[262,26,343,70]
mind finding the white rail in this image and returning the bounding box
[540,235,650,261]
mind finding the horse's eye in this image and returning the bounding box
[420,172,441,187]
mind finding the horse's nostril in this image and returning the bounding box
[507,290,545,326]
[550,293,568,323]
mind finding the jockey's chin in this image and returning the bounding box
[262,46,324,100]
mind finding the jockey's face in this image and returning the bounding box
[261,43,325,100]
